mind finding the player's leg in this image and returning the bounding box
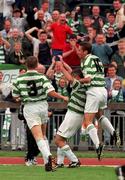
[84,89,104,160]
[97,110,121,148]
[115,165,125,180]
[55,110,82,167]
[23,102,56,171]
[55,134,80,167]
[25,124,40,166]
[42,123,50,151]
[56,147,65,167]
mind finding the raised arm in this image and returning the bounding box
[25,27,38,41]
[56,61,74,83]
[46,58,56,78]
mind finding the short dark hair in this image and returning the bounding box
[26,56,38,69]
[108,64,117,70]
[68,34,77,39]
[79,41,92,54]
[72,68,83,78]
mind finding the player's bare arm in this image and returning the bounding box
[48,90,69,102]
[79,77,91,84]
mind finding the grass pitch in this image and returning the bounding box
[0,165,116,180]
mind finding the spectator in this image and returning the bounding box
[0,19,12,39]
[35,63,46,74]
[67,10,80,34]
[77,16,92,35]
[49,0,55,13]
[37,31,52,66]
[25,28,52,65]
[92,33,113,73]
[47,13,73,56]
[8,28,23,53]
[108,78,125,102]
[35,1,52,22]
[105,26,119,54]
[90,5,106,33]
[11,108,25,151]
[108,78,125,145]
[51,10,60,22]
[105,23,125,53]
[33,10,46,29]
[105,64,123,94]
[7,42,25,65]
[25,27,41,57]
[9,7,28,32]
[113,0,125,29]
[111,38,125,78]
[63,34,80,67]
[56,76,69,102]
[3,0,13,19]
[87,26,97,43]
[0,34,10,64]
[46,56,72,85]
[102,13,119,35]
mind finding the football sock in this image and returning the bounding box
[36,139,51,164]
[57,147,65,164]
[45,139,50,151]
[61,145,78,162]
[87,124,100,149]
[99,115,115,135]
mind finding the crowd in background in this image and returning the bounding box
[0,0,125,152]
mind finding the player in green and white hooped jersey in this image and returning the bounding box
[55,61,86,167]
[78,42,120,160]
[12,56,68,171]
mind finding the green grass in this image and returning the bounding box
[0,165,116,180]
[0,150,125,158]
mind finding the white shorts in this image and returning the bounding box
[84,87,107,113]
[57,110,83,139]
[23,101,49,129]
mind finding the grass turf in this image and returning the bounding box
[0,150,125,158]
[0,165,116,180]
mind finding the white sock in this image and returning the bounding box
[61,145,78,162]
[57,147,65,164]
[87,124,100,149]
[99,115,115,135]
[36,139,51,164]
[45,139,50,151]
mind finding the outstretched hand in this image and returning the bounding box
[63,96,69,102]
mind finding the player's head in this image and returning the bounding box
[72,69,83,80]
[78,41,92,59]
[26,56,38,70]
[35,63,46,74]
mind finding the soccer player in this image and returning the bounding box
[12,56,68,172]
[115,165,125,180]
[77,41,120,160]
[55,62,86,167]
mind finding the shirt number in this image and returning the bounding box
[27,80,38,96]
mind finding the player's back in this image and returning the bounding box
[81,54,105,88]
[14,71,52,103]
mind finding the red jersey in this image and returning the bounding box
[51,22,73,50]
[63,43,80,67]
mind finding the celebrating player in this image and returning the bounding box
[77,41,120,160]
[12,56,68,172]
[55,61,86,167]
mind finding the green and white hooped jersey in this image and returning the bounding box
[81,54,106,88]
[68,79,86,115]
[12,70,55,103]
